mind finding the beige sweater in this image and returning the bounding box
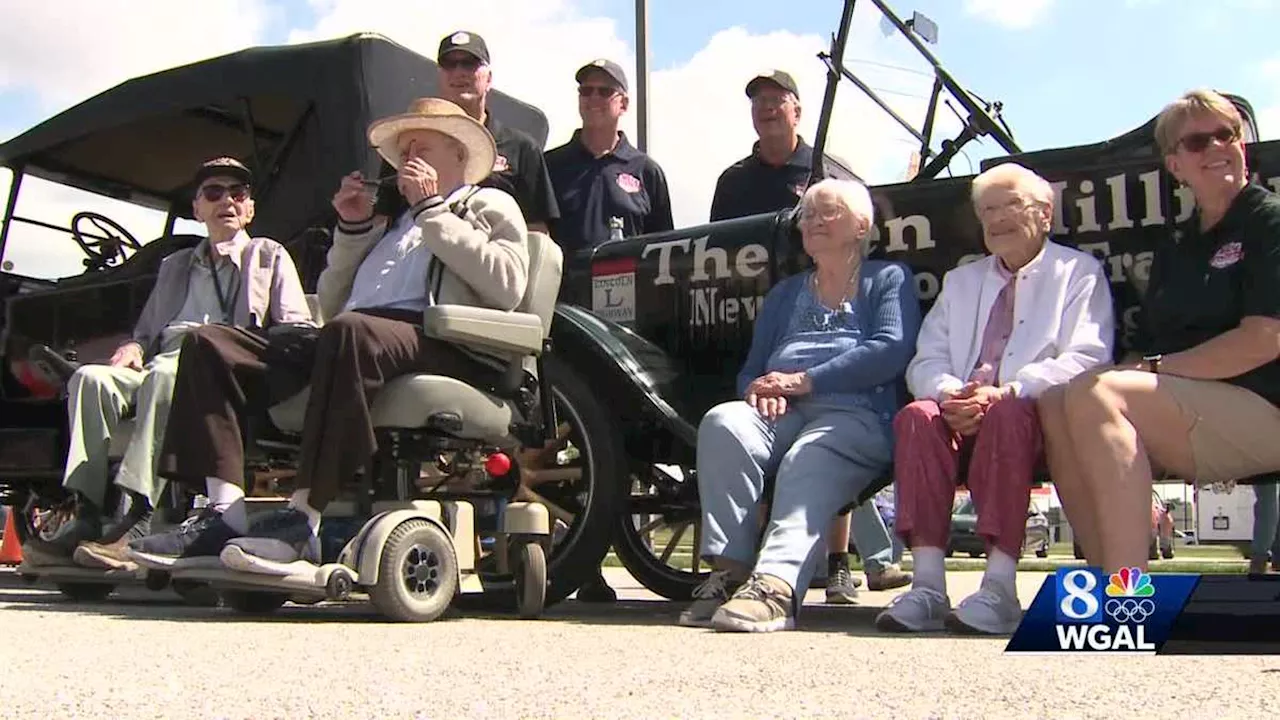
[317,186,530,323]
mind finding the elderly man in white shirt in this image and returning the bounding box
[877,162,1115,636]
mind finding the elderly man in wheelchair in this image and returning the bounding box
[126,98,562,621]
[21,157,314,571]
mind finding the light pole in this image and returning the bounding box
[635,0,650,153]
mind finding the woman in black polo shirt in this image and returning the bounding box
[1039,89,1280,572]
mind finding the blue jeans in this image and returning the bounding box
[851,502,897,572]
[696,400,892,594]
[1252,480,1280,560]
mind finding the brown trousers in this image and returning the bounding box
[159,309,489,511]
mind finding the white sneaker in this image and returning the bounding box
[946,582,1022,635]
[875,586,951,633]
[677,569,742,628]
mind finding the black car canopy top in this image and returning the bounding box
[0,32,550,250]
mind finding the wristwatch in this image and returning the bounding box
[1142,354,1163,374]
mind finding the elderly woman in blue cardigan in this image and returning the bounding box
[679,178,921,633]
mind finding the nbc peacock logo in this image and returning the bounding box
[1104,567,1156,624]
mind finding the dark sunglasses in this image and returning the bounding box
[440,56,482,71]
[1177,126,1239,153]
[197,183,250,202]
[578,85,620,99]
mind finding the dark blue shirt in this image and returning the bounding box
[709,136,858,222]
[544,131,674,259]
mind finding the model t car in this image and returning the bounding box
[2,0,1278,613]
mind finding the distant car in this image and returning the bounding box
[947,497,1050,559]
[1072,491,1175,560]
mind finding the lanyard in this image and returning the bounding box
[207,256,239,322]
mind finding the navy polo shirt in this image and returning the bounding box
[544,130,674,258]
[709,136,858,222]
[1136,183,1280,406]
[479,114,561,227]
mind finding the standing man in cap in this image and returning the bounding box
[22,157,314,570]
[710,70,912,602]
[437,30,560,234]
[710,70,859,221]
[543,58,674,603]
[545,58,673,287]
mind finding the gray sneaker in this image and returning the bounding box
[825,565,860,604]
[677,569,742,628]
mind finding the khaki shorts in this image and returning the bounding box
[1160,375,1280,483]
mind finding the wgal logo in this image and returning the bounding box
[1054,568,1157,651]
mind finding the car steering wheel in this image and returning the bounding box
[71,211,142,270]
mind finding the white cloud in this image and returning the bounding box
[963,0,1055,29]
[0,0,971,276]
[291,0,957,227]
[0,0,277,113]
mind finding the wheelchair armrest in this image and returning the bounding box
[422,305,545,356]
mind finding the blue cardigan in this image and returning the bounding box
[736,260,923,438]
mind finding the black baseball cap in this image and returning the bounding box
[192,157,252,187]
[746,70,799,99]
[438,30,490,64]
[575,58,628,93]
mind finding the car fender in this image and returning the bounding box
[550,303,697,454]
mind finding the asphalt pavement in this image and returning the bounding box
[0,567,1276,719]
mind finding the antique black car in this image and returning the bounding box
[1,0,1277,610]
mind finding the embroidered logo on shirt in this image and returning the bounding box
[616,173,641,193]
[791,182,807,198]
[493,154,510,172]
[1209,241,1244,269]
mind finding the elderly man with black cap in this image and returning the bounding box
[22,157,313,571]
[710,70,911,604]
[545,58,673,267]
[436,30,559,234]
[126,99,530,570]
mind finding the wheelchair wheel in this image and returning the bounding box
[56,582,114,602]
[513,541,547,619]
[222,590,288,615]
[369,518,458,623]
[613,464,709,601]
[503,356,624,605]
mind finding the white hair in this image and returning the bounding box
[970,162,1054,208]
[800,178,875,256]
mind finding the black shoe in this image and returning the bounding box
[99,491,153,546]
[577,572,617,603]
[222,509,321,565]
[127,509,242,570]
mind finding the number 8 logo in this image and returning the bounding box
[1058,569,1100,620]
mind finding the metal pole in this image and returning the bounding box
[635,0,650,152]
[810,0,858,186]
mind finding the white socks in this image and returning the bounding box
[911,546,947,594]
[984,548,1018,596]
[288,489,323,536]
[206,477,248,534]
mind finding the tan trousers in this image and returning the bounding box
[62,350,180,508]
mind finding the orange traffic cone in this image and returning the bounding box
[0,507,23,565]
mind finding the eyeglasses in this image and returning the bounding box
[440,56,483,72]
[197,183,250,202]
[750,94,794,109]
[578,85,620,99]
[799,207,846,225]
[976,196,1036,218]
[1177,126,1239,153]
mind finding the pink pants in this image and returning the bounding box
[892,398,1043,558]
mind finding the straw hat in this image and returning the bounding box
[367,98,497,185]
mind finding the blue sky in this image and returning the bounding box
[4,0,1278,154]
[0,0,1277,278]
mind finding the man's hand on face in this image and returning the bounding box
[398,157,440,206]
[110,342,145,371]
